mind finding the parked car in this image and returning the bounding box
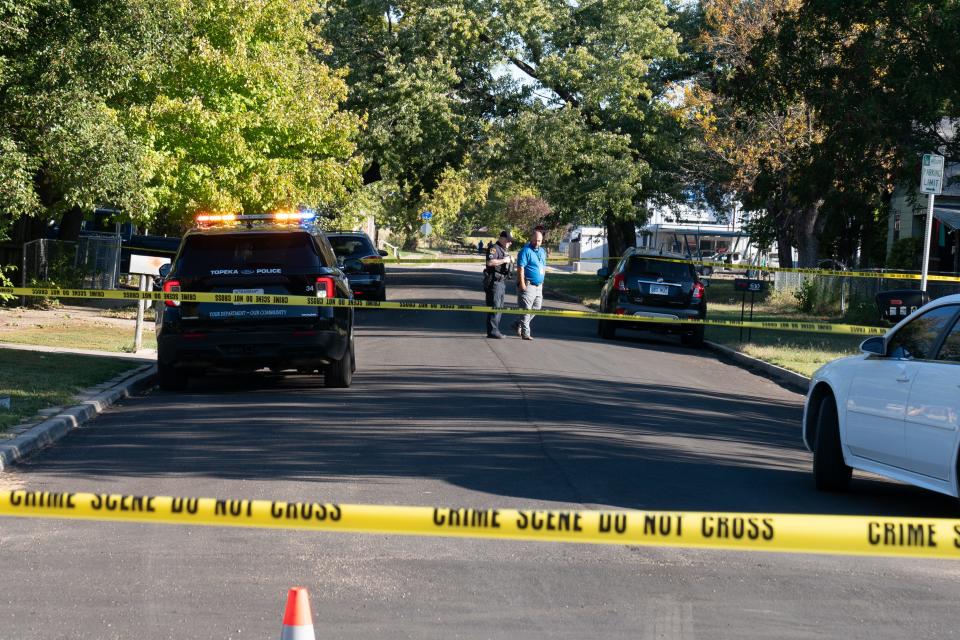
[155,211,355,390]
[326,231,388,301]
[804,295,960,497]
[596,249,708,347]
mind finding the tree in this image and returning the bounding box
[0,0,362,243]
[485,0,682,264]
[683,0,817,267]
[317,0,684,256]
[688,0,960,268]
[504,195,551,232]
[316,1,502,246]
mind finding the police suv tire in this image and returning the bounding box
[813,397,852,491]
[157,361,188,391]
[325,341,353,388]
[598,320,616,340]
[374,289,386,302]
[681,326,705,348]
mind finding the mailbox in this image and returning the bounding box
[875,289,929,324]
[734,279,766,293]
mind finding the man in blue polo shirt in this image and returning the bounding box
[513,228,546,340]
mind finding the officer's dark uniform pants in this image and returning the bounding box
[485,280,505,335]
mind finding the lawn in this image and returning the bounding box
[544,272,883,378]
[0,307,157,353]
[0,348,140,431]
[546,272,604,307]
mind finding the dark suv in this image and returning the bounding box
[596,249,708,347]
[326,231,388,301]
[155,213,355,390]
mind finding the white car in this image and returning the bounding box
[803,294,960,497]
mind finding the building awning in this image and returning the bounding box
[934,207,960,231]
[644,225,744,238]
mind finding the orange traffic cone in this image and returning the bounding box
[280,587,316,640]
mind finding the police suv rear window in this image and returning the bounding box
[626,257,694,281]
[177,233,322,275]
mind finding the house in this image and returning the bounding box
[560,197,760,269]
[887,161,960,274]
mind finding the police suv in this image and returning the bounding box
[155,211,355,390]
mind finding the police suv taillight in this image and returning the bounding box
[692,281,705,300]
[163,280,181,307]
[315,277,335,298]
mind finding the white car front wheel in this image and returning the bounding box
[813,396,852,491]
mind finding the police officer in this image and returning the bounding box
[483,230,514,338]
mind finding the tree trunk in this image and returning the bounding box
[605,216,636,272]
[57,207,84,241]
[775,224,793,269]
[794,200,827,268]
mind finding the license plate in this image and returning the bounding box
[649,284,669,295]
[232,288,264,304]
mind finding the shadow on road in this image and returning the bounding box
[24,363,959,519]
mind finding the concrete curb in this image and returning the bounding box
[0,364,157,471]
[705,340,810,394]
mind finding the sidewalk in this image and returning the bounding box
[0,341,156,361]
[0,342,156,470]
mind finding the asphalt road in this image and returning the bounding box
[2,265,960,639]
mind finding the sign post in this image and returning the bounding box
[129,254,171,353]
[734,278,766,342]
[920,153,945,292]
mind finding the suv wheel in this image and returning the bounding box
[681,326,705,348]
[813,397,852,491]
[350,337,357,374]
[158,361,188,391]
[324,340,353,388]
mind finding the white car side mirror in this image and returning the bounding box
[859,336,884,356]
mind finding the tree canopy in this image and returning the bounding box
[3,1,960,270]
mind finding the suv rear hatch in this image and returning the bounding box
[173,231,330,328]
[327,234,384,277]
[623,257,697,308]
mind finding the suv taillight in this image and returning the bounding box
[315,276,335,298]
[163,280,181,307]
[692,281,704,300]
[613,273,628,292]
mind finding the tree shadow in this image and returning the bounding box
[24,364,959,518]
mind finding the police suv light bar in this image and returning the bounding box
[195,210,317,226]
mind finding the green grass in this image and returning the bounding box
[0,349,140,430]
[546,272,604,307]
[544,272,881,378]
[0,322,157,353]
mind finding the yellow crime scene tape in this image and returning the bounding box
[369,255,960,283]
[1,490,959,559]
[1,286,886,336]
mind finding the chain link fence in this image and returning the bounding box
[21,236,120,290]
[773,269,960,323]
[75,234,121,289]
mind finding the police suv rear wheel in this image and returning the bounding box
[324,341,353,388]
